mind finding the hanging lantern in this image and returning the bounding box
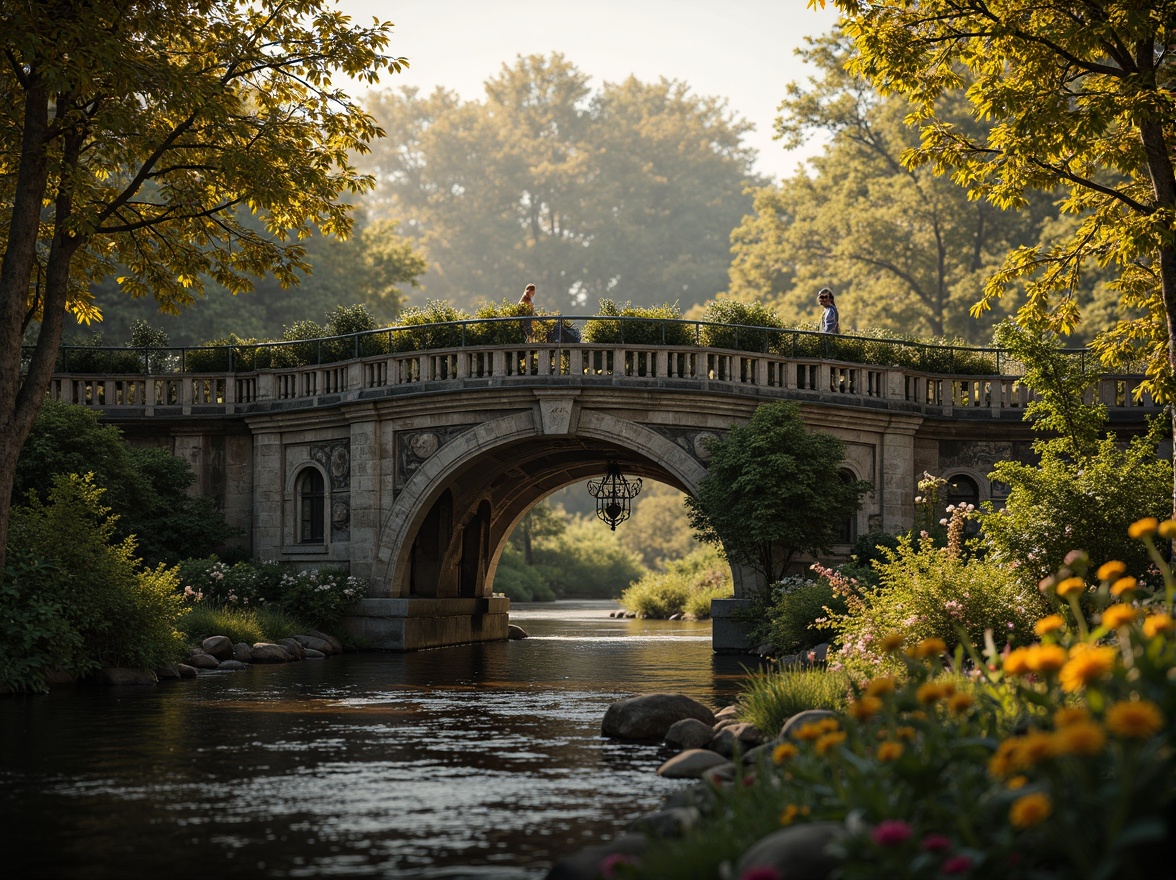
[587,461,642,531]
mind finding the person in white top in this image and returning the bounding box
[818,287,840,334]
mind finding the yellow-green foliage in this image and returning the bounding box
[179,603,303,645]
[620,544,732,618]
[736,668,852,736]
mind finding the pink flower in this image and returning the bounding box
[599,853,638,878]
[739,868,781,880]
[943,855,973,874]
[921,834,952,852]
[871,819,913,846]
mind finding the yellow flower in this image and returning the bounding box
[988,738,1019,778]
[1053,706,1091,727]
[894,725,917,741]
[876,741,904,762]
[779,803,810,826]
[1026,644,1068,674]
[909,637,947,659]
[1017,731,1057,766]
[1007,775,1028,790]
[793,722,825,741]
[1034,615,1066,637]
[1100,604,1139,629]
[1105,700,1163,739]
[1055,577,1086,598]
[878,633,905,653]
[1059,645,1116,693]
[1128,517,1159,539]
[772,742,798,764]
[1096,560,1127,582]
[1009,792,1052,828]
[1053,720,1106,756]
[1143,613,1174,638]
[947,691,974,715]
[916,682,947,705]
[1003,647,1033,676]
[864,676,897,697]
[814,730,847,755]
[1111,576,1138,597]
[1159,519,1176,540]
[848,696,883,721]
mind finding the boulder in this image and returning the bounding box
[187,653,220,670]
[701,762,738,786]
[657,749,730,779]
[708,722,766,757]
[304,648,327,660]
[232,642,253,663]
[251,643,292,663]
[735,821,846,880]
[155,664,181,680]
[217,660,247,671]
[291,634,333,654]
[308,630,343,654]
[665,717,715,751]
[714,705,740,721]
[542,833,649,880]
[176,664,198,678]
[601,693,715,740]
[98,668,157,686]
[277,638,305,660]
[201,635,233,661]
[780,709,839,740]
[507,624,529,640]
[628,806,700,838]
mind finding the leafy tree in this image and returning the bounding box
[978,324,1171,582]
[617,482,698,570]
[358,54,762,312]
[815,0,1176,499]
[685,401,871,584]
[0,0,405,568]
[14,401,233,566]
[727,31,1055,343]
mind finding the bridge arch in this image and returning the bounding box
[372,408,711,600]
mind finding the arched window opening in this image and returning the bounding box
[945,474,980,511]
[835,469,857,544]
[299,468,326,544]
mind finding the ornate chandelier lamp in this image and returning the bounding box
[588,461,642,530]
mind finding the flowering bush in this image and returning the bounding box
[176,557,364,628]
[620,517,1176,880]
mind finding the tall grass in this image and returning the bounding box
[736,669,853,736]
[178,603,304,645]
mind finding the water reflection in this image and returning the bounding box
[0,601,756,879]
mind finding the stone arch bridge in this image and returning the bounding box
[46,325,1160,652]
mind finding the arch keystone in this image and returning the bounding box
[534,392,580,436]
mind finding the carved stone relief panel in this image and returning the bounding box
[396,425,478,490]
[648,427,725,465]
[310,440,350,541]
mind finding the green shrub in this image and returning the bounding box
[276,566,365,628]
[185,333,265,372]
[735,668,852,735]
[581,299,695,346]
[4,474,188,690]
[748,575,846,654]
[700,299,786,353]
[391,300,469,351]
[619,544,732,618]
[537,516,647,599]
[178,602,303,644]
[0,553,87,693]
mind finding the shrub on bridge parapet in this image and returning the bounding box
[468,299,534,345]
[700,299,785,353]
[582,299,694,346]
[185,334,264,372]
[391,300,468,352]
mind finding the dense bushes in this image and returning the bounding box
[15,401,234,567]
[618,545,733,619]
[1,475,188,692]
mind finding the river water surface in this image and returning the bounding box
[0,602,756,879]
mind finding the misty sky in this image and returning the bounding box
[341,0,840,182]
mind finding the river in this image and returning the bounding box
[0,601,757,879]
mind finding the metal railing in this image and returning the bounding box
[30,315,1096,378]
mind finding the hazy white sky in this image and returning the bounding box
[341,0,840,182]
